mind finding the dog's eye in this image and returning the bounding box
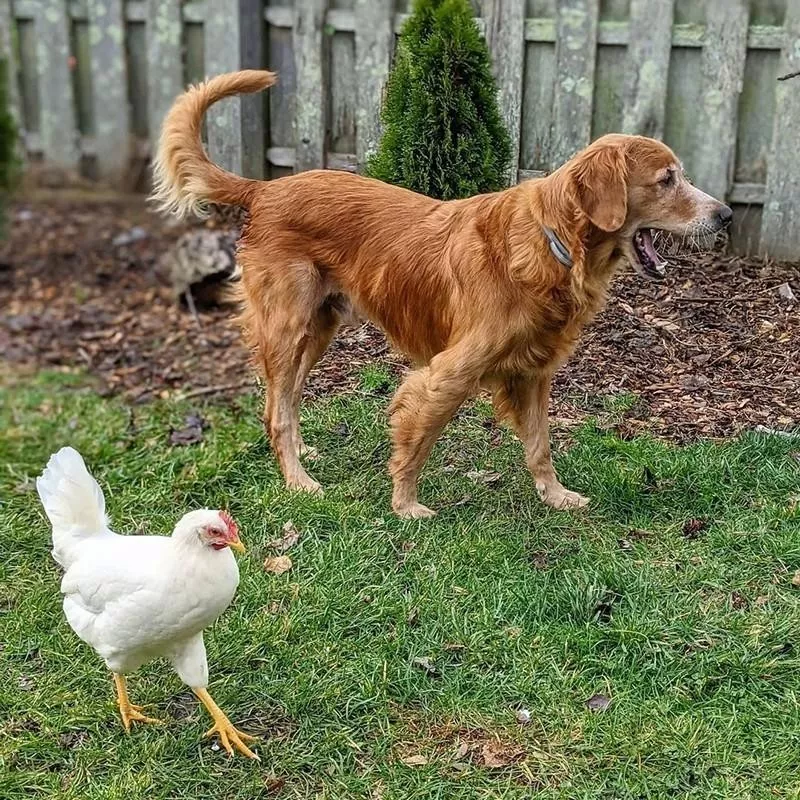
[659,171,674,187]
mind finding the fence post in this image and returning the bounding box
[86,0,130,185]
[485,0,526,185]
[760,5,800,260]
[354,0,393,172]
[550,0,599,169]
[205,0,265,178]
[146,0,183,148]
[693,0,748,202]
[622,0,675,139]
[0,0,21,140]
[294,0,328,172]
[36,0,80,173]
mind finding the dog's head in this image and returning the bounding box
[549,134,732,280]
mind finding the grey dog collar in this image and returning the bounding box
[542,226,574,269]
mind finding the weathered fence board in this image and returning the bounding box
[0,0,21,135]
[486,0,526,181]
[693,0,749,202]
[205,0,265,178]
[354,0,393,169]
[8,0,800,259]
[294,0,328,171]
[86,0,130,184]
[35,0,80,172]
[146,0,183,145]
[760,2,800,260]
[550,0,599,168]
[622,0,675,139]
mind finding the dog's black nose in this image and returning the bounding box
[717,205,733,228]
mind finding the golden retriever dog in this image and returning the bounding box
[152,70,732,518]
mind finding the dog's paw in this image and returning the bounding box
[538,484,589,510]
[287,474,324,495]
[394,502,437,520]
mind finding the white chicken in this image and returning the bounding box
[36,446,258,759]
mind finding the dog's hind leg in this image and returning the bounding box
[256,262,326,494]
[290,300,342,460]
[491,373,589,510]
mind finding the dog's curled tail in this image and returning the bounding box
[150,70,277,219]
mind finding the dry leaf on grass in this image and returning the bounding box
[791,570,800,588]
[514,708,532,725]
[169,413,207,446]
[465,469,502,484]
[264,555,293,576]
[479,741,523,768]
[586,693,611,712]
[411,656,439,677]
[266,521,301,552]
[401,754,429,767]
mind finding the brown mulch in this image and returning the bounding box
[1,197,798,441]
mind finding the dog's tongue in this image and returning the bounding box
[641,228,667,267]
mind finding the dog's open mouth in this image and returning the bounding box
[632,228,667,279]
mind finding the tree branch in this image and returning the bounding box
[778,70,800,81]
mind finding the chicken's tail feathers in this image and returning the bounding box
[37,447,109,563]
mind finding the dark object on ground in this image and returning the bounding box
[778,70,800,81]
[366,0,512,200]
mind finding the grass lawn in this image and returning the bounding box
[1,369,799,799]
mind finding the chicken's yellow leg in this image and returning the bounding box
[192,687,259,760]
[112,673,163,732]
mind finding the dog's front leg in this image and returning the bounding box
[388,346,483,519]
[492,374,589,510]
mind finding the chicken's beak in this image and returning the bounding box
[229,538,246,554]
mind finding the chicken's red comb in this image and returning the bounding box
[220,510,238,537]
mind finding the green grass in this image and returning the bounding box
[1,370,799,799]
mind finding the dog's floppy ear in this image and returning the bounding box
[571,144,628,232]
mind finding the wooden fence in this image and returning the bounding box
[2,0,799,259]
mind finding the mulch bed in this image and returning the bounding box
[1,197,797,441]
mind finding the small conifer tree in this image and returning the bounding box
[366,0,512,200]
[0,59,18,235]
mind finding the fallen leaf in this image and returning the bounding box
[586,693,611,712]
[730,590,748,610]
[169,413,207,446]
[530,551,549,569]
[479,741,522,768]
[454,741,470,760]
[792,570,800,588]
[401,754,428,767]
[777,282,796,302]
[263,555,293,576]
[58,731,88,750]
[682,518,709,539]
[466,469,502,484]
[266,521,301,552]
[263,777,285,796]
[514,708,532,725]
[644,314,681,334]
[411,656,439,677]
[754,595,769,607]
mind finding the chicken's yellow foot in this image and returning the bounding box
[112,673,163,732]
[192,687,259,760]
